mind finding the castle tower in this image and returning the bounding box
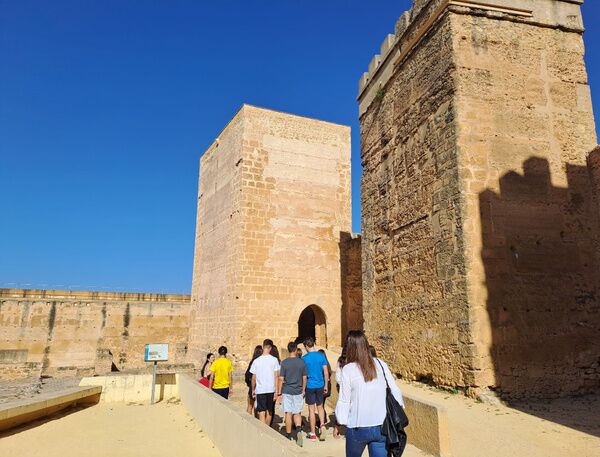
[359,0,599,398]
[189,105,352,364]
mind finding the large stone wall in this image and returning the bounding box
[0,289,192,381]
[359,0,600,398]
[190,105,352,364]
[360,1,469,388]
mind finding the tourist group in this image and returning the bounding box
[199,330,406,457]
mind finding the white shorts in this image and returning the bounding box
[282,394,303,414]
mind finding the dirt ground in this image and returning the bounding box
[400,382,600,457]
[0,400,222,457]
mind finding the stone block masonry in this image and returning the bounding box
[189,105,354,364]
[0,289,192,381]
[359,0,599,398]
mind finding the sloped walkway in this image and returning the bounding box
[227,387,427,457]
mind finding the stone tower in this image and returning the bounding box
[189,105,352,364]
[360,0,599,398]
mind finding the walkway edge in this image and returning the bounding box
[179,374,310,457]
[0,386,102,432]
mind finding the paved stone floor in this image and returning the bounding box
[0,376,81,404]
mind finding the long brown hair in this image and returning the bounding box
[345,330,377,382]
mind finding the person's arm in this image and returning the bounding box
[302,375,307,396]
[273,370,279,401]
[208,363,215,389]
[251,373,257,398]
[277,375,284,396]
[228,364,233,393]
[334,366,350,425]
[322,364,330,394]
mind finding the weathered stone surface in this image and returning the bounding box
[359,0,599,398]
[340,233,363,337]
[0,289,192,380]
[189,105,355,364]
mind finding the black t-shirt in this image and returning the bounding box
[279,357,307,395]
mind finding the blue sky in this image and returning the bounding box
[1,1,599,294]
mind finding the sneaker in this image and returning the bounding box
[296,430,303,447]
[319,426,327,441]
[307,432,318,442]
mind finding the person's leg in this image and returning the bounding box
[247,387,254,414]
[258,411,267,424]
[366,426,387,457]
[317,403,326,429]
[315,388,326,440]
[293,413,302,428]
[308,404,316,435]
[285,412,293,434]
[345,427,368,457]
[256,394,268,425]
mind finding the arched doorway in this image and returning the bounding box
[297,305,327,347]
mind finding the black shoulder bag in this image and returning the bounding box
[376,359,409,457]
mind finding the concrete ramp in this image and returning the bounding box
[0,386,101,432]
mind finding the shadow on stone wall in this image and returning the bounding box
[479,154,600,435]
[339,232,364,345]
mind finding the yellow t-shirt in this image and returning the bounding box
[210,357,233,389]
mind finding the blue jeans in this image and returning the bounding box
[346,425,387,457]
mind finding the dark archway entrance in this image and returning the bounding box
[297,305,327,347]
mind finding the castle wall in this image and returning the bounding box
[340,233,363,337]
[0,289,192,381]
[360,7,469,387]
[453,3,599,397]
[190,105,352,363]
[188,111,244,363]
[359,0,600,397]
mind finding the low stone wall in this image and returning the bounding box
[0,386,101,432]
[179,374,309,457]
[402,388,451,457]
[79,374,179,403]
[0,289,192,380]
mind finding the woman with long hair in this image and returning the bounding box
[245,345,263,414]
[199,353,215,387]
[335,330,404,457]
[271,344,281,362]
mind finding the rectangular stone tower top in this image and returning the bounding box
[190,104,352,362]
[357,0,586,116]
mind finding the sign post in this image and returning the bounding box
[144,343,169,405]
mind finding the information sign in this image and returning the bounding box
[144,343,169,362]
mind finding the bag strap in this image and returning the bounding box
[375,358,390,389]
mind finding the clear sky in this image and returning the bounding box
[1,1,599,294]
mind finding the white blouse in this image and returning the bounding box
[335,358,404,428]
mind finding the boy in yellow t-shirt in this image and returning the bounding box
[209,346,234,399]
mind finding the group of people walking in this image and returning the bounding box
[198,330,405,457]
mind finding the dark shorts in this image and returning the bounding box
[212,387,229,399]
[256,393,275,413]
[305,387,324,406]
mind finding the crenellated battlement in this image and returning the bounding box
[358,0,585,116]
